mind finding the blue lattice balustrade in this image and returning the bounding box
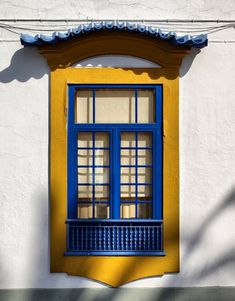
[65,220,164,256]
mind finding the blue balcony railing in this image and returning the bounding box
[65,220,164,256]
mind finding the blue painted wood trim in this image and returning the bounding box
[67,84,163,240]
[154,85,163,219]
[65,251,166,256]
[66,219,163,223]
[67,86,78,219]
[112,129,120,219]
[73,124,159,130]
[68,84,163,89]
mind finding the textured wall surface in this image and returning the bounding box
[1,0,235,19]
[0,0,235,289]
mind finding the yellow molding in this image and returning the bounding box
[38,31,190,69]
[38,31,188,286]
[50,67,179,286]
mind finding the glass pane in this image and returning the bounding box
[95,204,110,219]
[95,185,109,201]
[78,204,93,218]
[95,89,135,123]
[95,167,109,183]
[121,149,136,165]
[78,185,92,201]
[138,89,155,123]
[75,88,156,124]
[78,150,92,166]
[120,167,136,183]
[138,149,152,165]
[138,167,152,183]
[77,132,92,148]
[138,132,152,148]
[120,185,135,200]
[78,167,92,184]
[138,185,152,201]
[121,132,136,148]
[95,150,109,165]
[95,132,109,148]
[138,203,152,218]
[75,89,93,123]
[120,203,136,218]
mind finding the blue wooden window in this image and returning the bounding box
[66,85,164,255]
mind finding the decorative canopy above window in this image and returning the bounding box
[20,21,207,70]
[20,21,208,48]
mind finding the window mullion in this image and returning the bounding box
[92,88,96,123]
[135,88,138,124]
[111,128,120,219]
[135,131,138,218]
[135,89,138,218]
[152,128,162,219]
[92,132,95,218]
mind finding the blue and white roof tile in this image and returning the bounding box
[20,21,208,48]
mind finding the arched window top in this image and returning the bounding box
[72,55,161,68]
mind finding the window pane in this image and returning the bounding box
[121,132,136,148]
[75,88,156,124]
[78,150,93,166]
[77,132,92,148]
[120,203,136,218]
[138,149,152,165]
[95,167,109,183]
[138,167,152,183]
[138,132,152,148]
[138,185,152,201]
[75,89,93,123]
[95,150,109,165]
[120,185,135,200]
[78,185,92,201]
[78,204,93,218]
[95,132,109,148]
[121,149,136,165]
[138,203,152,218]
[95,185,109,200]
[77,132,110,218]
[95,89,135,123]
[95,204,110,219]
[78,167,92,184]
[120,167,136,184]
[138,89,155,123]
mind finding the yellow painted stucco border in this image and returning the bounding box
[50,67,179,287]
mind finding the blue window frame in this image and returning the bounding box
[66,85,164,255]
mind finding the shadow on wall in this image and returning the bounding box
[99,47,201,80]
[9,186,234,301]
[154,187,235,301]
[0,47,49,83]
[1,44,235,300]
[0,43,200,84]
[179,47,200,78]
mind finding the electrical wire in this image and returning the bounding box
[0,19,234,37]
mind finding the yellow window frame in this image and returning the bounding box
[37,31,190,286]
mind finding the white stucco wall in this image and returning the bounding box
[0,0,235,289]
